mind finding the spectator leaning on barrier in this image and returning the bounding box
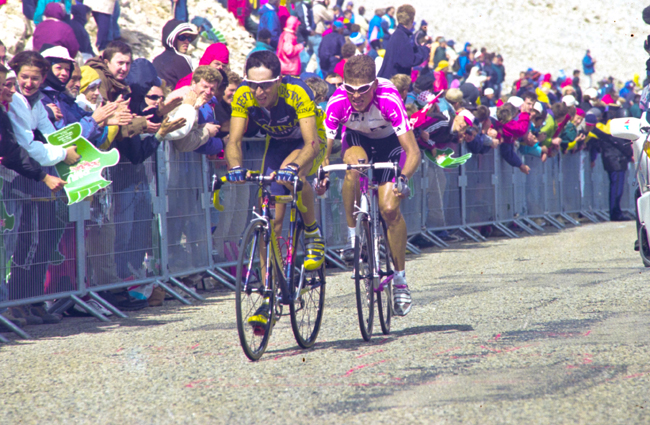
[377,4,429,80]
[153,20,198,90]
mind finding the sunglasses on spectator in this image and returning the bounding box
[244,77,279,91]
[146,94,163,101]
[177,34,194,42]
[343,80,375,95]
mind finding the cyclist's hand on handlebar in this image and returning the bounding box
[393,174,411,198]
[227,166,248,183]
[314,176,330,196]
[276,163,299,182]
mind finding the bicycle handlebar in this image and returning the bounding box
[317,162,401,182]
[211,173,306,213]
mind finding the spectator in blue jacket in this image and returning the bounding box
[367,8,385,48]
[377,5,429,80]
[582,49,596,88]
[69,4,95,62]
[258,0,281,49]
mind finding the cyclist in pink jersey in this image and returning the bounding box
[322,55,421,316]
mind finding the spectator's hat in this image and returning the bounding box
[333,21,344,28]
[585,114,598,126]
[576,108,585,116]
[585,87,599,99]
[562,95,577,107]
[533,102,544,114]
[80,66,102,93]
[434,60,449,72]
[5,71,16,81]
[417,91,437,105]
[447,40,455,48]
[507,96,524,108]
[350,32,365,45]
[601,94,615,105]
[458,109,475,126]
[483,88,494,96]
[40,45,74,63]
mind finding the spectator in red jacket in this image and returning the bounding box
[33,2,80,58]
[333,42,357,78]
[277,16,304,76]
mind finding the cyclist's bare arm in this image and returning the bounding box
[225,116,247,168]
[324,137,336,167]
[294,116,320,171]
[397,130,421,179]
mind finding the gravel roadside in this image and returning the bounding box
[1,221,649,424]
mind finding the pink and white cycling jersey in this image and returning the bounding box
[324,78,411,140]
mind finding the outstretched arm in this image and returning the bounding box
[396,130,421,179]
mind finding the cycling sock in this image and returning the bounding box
[393,270,406,285]
[347,226,355,248]
[305,220,320,236]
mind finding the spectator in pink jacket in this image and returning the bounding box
[277,16,304,76]
[433,60,449,92]
[33,2,80,58]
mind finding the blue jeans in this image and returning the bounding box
[108,0,121,41]
[308,34,322,75]
[171,0,188,22]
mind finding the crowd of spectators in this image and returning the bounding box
[0,0,644,329]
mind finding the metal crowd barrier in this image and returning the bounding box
[0,138,636,341]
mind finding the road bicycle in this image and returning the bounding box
[212,173,326,361]
[317,160,399,341]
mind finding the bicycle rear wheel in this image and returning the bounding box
[235,220,275,361]
[377,219,393,335]
[354,214,374,341]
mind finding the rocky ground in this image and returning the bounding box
[1,221,649,424]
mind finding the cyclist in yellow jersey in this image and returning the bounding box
[225,50,326,273]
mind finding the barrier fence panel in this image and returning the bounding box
[164,146,211,275]
[580,151,596,216]
[463,149,496,226]
[495,149,516,223]
[403,160,423,236]
[0,174,79,309]
[561,152,582,214]
[320,155,348,250]
[591,158,610,216]
[85,158,163,293]
[620,161,637,214]
[523,155,546,217]
[544,155,562,216]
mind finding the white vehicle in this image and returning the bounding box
[610,114,650,266]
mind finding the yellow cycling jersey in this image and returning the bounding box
[232,76,325,140]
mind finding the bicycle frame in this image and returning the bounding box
[213,174,307,304]
[319,161,399,292]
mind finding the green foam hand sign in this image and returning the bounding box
[47,123,120,204]
[0,178,15,233]
[424,148,472,169]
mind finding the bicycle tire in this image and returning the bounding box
[290,238,326,348]
[354,214,374,341]
[377,219,393,335]
[235,220,276,361]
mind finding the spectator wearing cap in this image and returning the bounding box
[455,42,472,79]
[69,4,95,62]
[481,87,496,107]
[39,46,108,144]
[258,0,281,49]
[582,49,596,88]
[414,20,428,45]
[33,3,80,58]
[431,37,448,69]
[378,5,429,79]
[248,29,275,58]
[319,21,346,75]
[277,16,305,77]
[152,20,198,89]
[433,60,449,92]
[349,31,370,57]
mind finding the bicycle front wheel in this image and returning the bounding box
[354,214,374,341]
[377,219,393,335]
[235,220,275,361]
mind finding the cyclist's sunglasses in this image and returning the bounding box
[343,80,375,95]
[244,77,280,91]
[176,34,195,42]
[146,94,163,101]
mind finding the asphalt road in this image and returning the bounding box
[1,221,649,424]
